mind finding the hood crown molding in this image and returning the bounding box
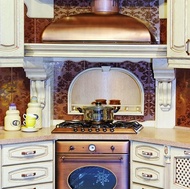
[24,43,167,59]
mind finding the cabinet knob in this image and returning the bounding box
[110,145,115,151]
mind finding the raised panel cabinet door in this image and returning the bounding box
[167,0,190,58]
[170,147,190,189]
[0,0,24,57]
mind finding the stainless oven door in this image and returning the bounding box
[56,153,129,189]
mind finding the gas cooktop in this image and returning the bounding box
[51,120,143,134]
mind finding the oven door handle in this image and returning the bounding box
[60,154,124,162]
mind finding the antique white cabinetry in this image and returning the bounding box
[0,0,24,66]
[1,141,54,189]
[170,146,190,189]
[131,141,170,189]
[167,0,190,68]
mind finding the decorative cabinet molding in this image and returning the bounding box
[0,0,24,66]
[167,0,190,68]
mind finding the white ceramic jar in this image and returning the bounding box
[4,103,21,131]
[26,96,42,129]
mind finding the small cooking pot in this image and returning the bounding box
[77,102,120,124]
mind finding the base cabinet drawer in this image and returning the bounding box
[132,162,165,188]
[2,161,53,188]
[132,183,162,189]
[7,182,53,189]
[2,141,53,165]
[132,141,166,166]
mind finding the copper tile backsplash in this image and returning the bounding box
[0,66,190,127]
[0,68,30,126]
[176,69,190,127]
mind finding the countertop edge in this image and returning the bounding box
[0,127,190,149]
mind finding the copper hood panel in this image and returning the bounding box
[42,13,156,44]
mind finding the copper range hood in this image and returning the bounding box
[42,0,156,44]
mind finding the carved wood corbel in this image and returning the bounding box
[158,81,172,111]
[153,59,176,111]
[23,57,53,106]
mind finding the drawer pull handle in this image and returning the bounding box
[142,173,153,179]
[21,151,36,155]
[21,172,36,178]
[142,151,153,157]
[184,150,190,155]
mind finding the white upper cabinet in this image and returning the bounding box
[167,0,190,67]
[0,0,24,66]
[24,0,54,18]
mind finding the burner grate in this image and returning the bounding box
[52,120,143,134]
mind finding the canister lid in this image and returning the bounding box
[31,96,38,103]
[9,103,17,110]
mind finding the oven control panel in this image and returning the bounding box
[56,141,130,154]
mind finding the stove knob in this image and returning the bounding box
[69,146,75,151]
[88,144,96,152]
[96,128,100,132]
[88,128,92,132]
[110,128,115,132]
[73,127,78,132]
[103,128,107,132]
[110,145,115,151]
[81,128,85,132]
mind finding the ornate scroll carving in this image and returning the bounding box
[153,59,175,111]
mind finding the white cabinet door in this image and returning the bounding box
[170,147,190,189]
[167,0,190,67]
[0,0,24,58]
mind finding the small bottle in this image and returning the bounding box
[4,103,21,131]
[26,96,42,129]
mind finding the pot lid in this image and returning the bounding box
[41,13,156,44]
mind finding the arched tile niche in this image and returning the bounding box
[68,66,144,115]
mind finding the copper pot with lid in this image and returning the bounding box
[77,102,120,124]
